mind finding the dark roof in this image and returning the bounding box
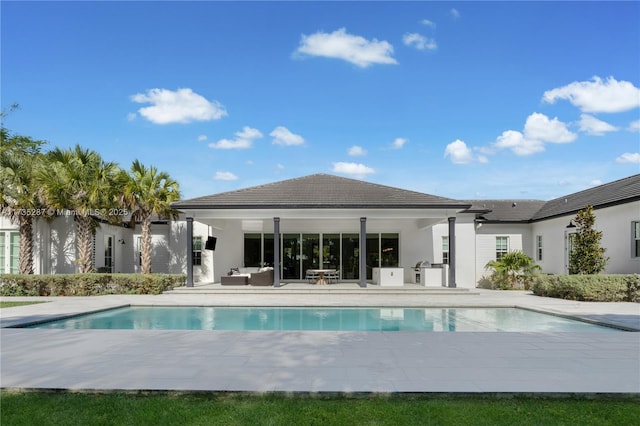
[172,174,470,210]
[464,200,546,223]
[531,174,640,221]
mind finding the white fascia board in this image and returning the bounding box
[182,208,466,221]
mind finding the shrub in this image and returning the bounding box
[0,274,185,296]
[532,274,640,302]
[483,251,541,290]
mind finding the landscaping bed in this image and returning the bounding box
[0,274,185,296]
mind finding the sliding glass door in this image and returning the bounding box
[243,232,399,281]
[301,233,320,274]
[282,234,300,280]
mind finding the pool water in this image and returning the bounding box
[26,306,622,332]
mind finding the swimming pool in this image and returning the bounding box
[25,306,622,332]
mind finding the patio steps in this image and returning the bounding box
[165,285,478,296]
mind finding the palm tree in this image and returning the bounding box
[485,251,541,289]
[38,145,119,273]
[0,125,47,274]
[0,154,45,274]
[122,160,180,274]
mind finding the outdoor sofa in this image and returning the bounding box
[221,267,274,286]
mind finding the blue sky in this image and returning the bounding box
[2,1,639,201]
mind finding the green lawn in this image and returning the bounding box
[0,301,46,309]
[1,392,638,426]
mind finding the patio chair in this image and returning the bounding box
[249,269,274,286]
[326,270,339,284]
[305,269,319,284]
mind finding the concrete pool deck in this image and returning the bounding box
[1,289,639,394]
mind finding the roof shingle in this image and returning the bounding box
[172,173,470,210]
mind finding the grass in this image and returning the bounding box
[0,301,46,309]
[1,392,639,426]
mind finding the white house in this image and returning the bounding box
[1,173,638,288]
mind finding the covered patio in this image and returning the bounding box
[171,174,472,288]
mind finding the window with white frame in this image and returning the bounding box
[536,235,543,261]
[633,222,640,258]
[192,236,202,266]
[0,231,19,274]
[496,236,509,260]
[442,236,449,264]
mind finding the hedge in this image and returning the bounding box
[0,274,186,296]
[531,274,640,302]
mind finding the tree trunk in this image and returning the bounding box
[18,215,34,274]
[76,214,93,273]
[141,214,152,274]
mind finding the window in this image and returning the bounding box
[244,233,262,267]
[536,235,543,261]
[0,232,19,274]
[633,222,640,258]
[104,235,113,273]
[136,236,142,266]
[442,236,449,264]
[192,236,202,266]
[496,236,509,260]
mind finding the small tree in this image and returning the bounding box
[485,251,541,290]
[569,205,608,274]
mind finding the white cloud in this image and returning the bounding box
[494,130,545,156]
[208,126,263,149]
[213,171,238,181]
[131,88,227,124]
[488,113,576,157]
[450,8,460,19]
[402,33,437,51]
[523,112,576,143]
[126,112,137,121]
[444,139,474,164]
[348,145,367,156]
[270,126,305,146]
[295,28,397,68]
[421,19,436,29]
[197,135,208,141]
[331,162,375,178]
[578,114,619,136]
[542,76,640,113]
[616,152,640,164]
[391,137,408,149]
[627,120,640,132]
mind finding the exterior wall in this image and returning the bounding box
[430,217,476,288]
[531,201,640,275]
[93,223,134,273]
[530,215,574,275]
[599,202,640,274]
[49,215,76,273]
[133,224,171,274]
[475,223,531,284]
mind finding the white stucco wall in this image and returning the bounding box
[530,201,640,275]
[93,223,134,273]
[474,223,531,284]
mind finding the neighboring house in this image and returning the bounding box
[2,174,639,287]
